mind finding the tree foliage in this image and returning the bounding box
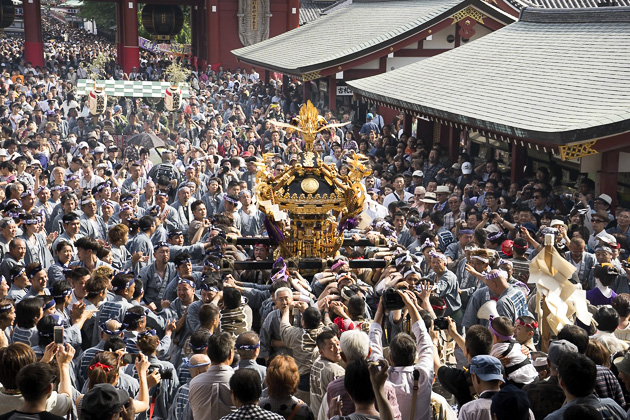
[78,1,115,30]
[78,1,191,45]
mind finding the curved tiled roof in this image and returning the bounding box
[233,0,504,75]
[348,7,630,145]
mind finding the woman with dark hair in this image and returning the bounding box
[0,298,14,347]
[75,351,153,416]
[613,293,630,342]
[259,354,314,420]
[0,341,75,416]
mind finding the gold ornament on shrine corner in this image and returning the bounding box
[558,140,598,161]
[254,101,371,261]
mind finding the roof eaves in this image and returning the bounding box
[348,84,630,145]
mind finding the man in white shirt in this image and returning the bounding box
[383,175,413,209]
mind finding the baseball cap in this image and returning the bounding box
[94,146,105,154]
[366,113,374,119]
[461,162,473,175]
[596,194,612,205]
[614,352,630,375]
[412,170,424,178]
[547,339,578,367]
[469,355,504,382]
[81,383,130,419]
[78,141,89,149]
[485,224,502,234]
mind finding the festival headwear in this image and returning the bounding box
[178,278,196,288]
[27,263,44,278]
[20,189,34,198]
[0,302,13,313]
[112,277,135,292]
[138,329,157,337]
[200,283,220,293]
[100,322,127,335]
[488,315,513,341]
[419,238,436,253]
[224,194,239,205]
[429,250,447,263]
[235,342,261,351]
[51,288,72,299]
[167,230,183,238]
[331,260,348,271]
[515,317,538,330]
[81,195,96,206]
[42,299,56,310]
[124,308,150,320]
[497,258,513,268]
[182,357,211,368]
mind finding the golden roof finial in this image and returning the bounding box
[271,100,347,152]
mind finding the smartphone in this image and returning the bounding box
[122,353,140,365]
[53,326,64,344]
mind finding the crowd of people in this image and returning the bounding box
[1,12,630,420]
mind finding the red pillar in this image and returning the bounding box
[328,77,336,112]
[599,150,619,209]
[23,0,44,68]
[207,0,221,67]
[121,0,140,74]
[511,143,527,182]
[116,0,124,70]
[287,0,299,29]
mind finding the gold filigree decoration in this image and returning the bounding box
[302,71,321,82]
[451,6,485,25]
[558,141,598,161]
[253,101,371,260]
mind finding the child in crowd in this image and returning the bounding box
[220,287,249,336]
[489,316,538,387]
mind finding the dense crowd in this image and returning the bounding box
[0,13,630,420]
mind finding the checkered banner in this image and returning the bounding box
[76,80,190,99]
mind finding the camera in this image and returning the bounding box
[122,353,140,365]
[54,326,64,344]
[433,317,449,330]
[104,170,112,177]
[149,365,173,380]
[383,288,405,311]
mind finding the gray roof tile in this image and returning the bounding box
[347,7,630,144]
[233,0,479,74]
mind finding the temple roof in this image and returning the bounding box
[233,0,513,76]
[347,7,630,145]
